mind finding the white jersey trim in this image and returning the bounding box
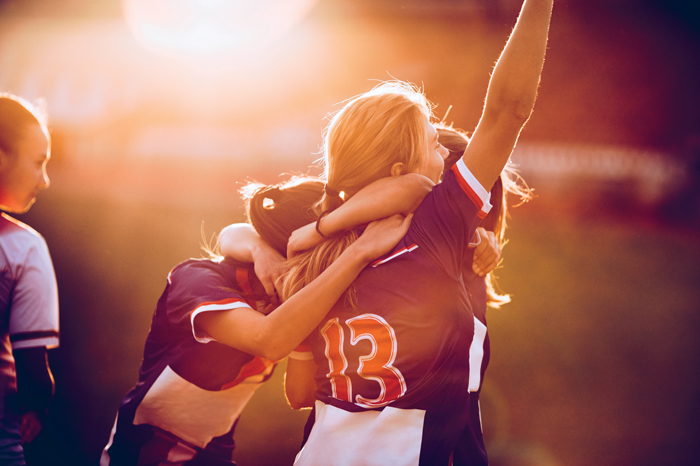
[294,401,424,466]
[451,159,492,219]
[190,300,252,344]
[133,365,261,449]
[288,350,314,361]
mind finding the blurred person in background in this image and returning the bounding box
[0,93,58,466]
[99,177,411,466]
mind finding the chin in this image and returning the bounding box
[16,199,36,214]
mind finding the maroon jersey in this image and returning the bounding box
[295,160,492,466]
[101,258,274,466]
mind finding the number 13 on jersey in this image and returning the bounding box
[321,314,487,408]
[321,314,406,409]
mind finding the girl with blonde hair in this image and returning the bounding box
[280,1,554,464]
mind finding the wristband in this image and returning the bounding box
[316,210,332,239]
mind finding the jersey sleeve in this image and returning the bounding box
[9,236,59,350]
[288,341,314,361]
[408,159,492,280]
[164,261,253,344]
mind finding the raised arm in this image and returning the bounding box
[464,0,553,191]
[288,173,433,256]
[197,214,412,361]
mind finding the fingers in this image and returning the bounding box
[287,223,322,258]
[472,228,501,277]
[20,412,42,444]
[261,278,277,297]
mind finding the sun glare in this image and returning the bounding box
[122,0,318,59]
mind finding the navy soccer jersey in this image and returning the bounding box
[294,160,492,466]
[451,245,491,466]
[101,257,275,466]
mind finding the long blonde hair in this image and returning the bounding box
[437,124,533,308]
[280,81,435,305]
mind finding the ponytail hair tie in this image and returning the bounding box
[324,185,341,200]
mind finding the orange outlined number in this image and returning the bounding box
[321,318,351,402]
[321,314,407,408]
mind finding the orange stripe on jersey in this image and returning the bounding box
[236,268,253,295]
[221,356,276,389]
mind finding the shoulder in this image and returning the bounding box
[0,213,47,246]
[168,258,227,285]
[167,257,257,296]
[0,213,51,272]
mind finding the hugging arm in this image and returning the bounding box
[287,174,434,256]
[218,223,285,298]
[463,0,553,191]
[197,214,412,361]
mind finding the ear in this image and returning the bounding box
[390,162,406,177]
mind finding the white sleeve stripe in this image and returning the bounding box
[453,159,493,217]
[12,337,60,350]
[288,350,315,361]
[370,244,418,268]
[190,301,252,344]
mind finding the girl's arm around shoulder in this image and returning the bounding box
[218,223,285,297]
[288,174,432,256]
[197,214,413,361]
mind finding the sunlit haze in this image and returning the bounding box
[122,0,318,59]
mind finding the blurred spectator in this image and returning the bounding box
[0,93,58,465]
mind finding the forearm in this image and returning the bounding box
[200,214,411,360]
[200,242,372,360]
[484,0,553,121]
[15,347,54,413]
[285,358,317,409]
[462,0,553,190]
[254,247,371,359]
[322,175,433,234]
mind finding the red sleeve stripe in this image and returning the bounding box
[450,159,492,219]
[370,244,418,268]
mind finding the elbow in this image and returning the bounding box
[409,173,436,192]
[257,337,291,362]
[509,99,536,124]
[246,326,288,361]
[401,174,435,211]
[484,97,535,129]
[486,84,539,127]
